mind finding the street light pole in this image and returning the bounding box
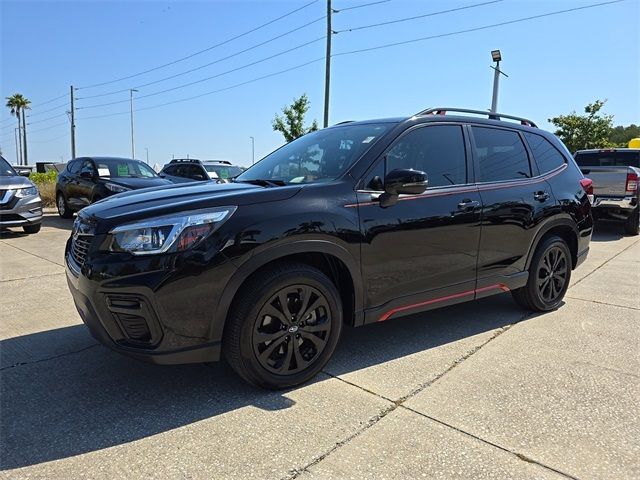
[145,147,149,164]
[70,85,76,159]
[323,0,332,128]
[129,89,138,159]
[249,136,255,164]
[14,127,21,165]
[490,49,508,116]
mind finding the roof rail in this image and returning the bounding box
[415,107,537,128]
[334,120,354,126]
[202,160,232,165]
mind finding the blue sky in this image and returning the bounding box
[1,0,638,167]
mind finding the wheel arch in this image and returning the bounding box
[525,216,579,270]
[211,240,363,343]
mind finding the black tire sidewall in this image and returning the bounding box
[528,236,572,311]
[625,207,639,235]
[234,267,342,389]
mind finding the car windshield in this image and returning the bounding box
[0,156,17,176]
[203,164,243,180]
[235,123,390,184]
[95,159,158,178]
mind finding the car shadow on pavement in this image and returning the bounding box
[0,214,73,239]
[591,220,626,242]
[0,294,532,471]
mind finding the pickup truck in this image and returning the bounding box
[574,148,639,235]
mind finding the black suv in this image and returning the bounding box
[65,108,593,389]
[160,159,244,184]
[56,157,172,218]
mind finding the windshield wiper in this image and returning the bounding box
[234,178,286,187]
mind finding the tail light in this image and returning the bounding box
[626,172,638,193]
[580,178,594,204]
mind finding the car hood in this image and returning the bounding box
[0,175,35,189]
[102,177,173,189]
[81,180,302,232]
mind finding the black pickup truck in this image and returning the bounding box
[574,148,639,235]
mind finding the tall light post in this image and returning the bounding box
[145,147,149,164]
[129,89,138,159]
[490,50,508,116]
[249,136,255,164]
[14,127,21,165]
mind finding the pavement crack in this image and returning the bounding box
[0,344,99,371]
[0,240,65,267]
[570,239,639,288]
[565,296,639,311]
[400,405,580,480]
[286,312,534,479]
[0,271,65,284]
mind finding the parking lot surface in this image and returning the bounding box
[1,215,638,479]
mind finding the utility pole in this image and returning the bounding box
[490,50,508,116]
[145,147,149,164]
[129,89,138,159]
[323,0,332,128]
[21,110,28,165]
[69,85,76,159]
[14,127,21,165]
[249,136,255,164]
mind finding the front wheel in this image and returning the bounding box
[512,235,572,312]
[223,262,343,389]
[57,192,74,219]
[624,207,639,236]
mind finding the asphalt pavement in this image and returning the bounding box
[0,214,638,479]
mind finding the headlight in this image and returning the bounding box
[15,186,39,198]
[109,206,236,255]
[105,182,130,193]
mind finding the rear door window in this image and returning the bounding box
[524,132,566,174]
[67,159,81,174]
[471,127,531,182]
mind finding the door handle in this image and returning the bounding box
[457,199,480,210]
[534,191,550,202]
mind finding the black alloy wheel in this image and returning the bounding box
[512,235,572,312]
[223,262,342,389]
[252,284,332,375]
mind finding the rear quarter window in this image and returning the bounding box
[524,132,566,174]
[471,127,531,182]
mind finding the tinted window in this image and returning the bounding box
[525,132,565,173]
[94,159,157,178]
[236,123,389,184]
[386,125,467,188]
[472,127,531,182]
[0,156,16,176]
[574,151,640,168]
[80,159,96,176]
[186,165,205,179]
[203,164,243,180]
[67,159,82,174]
[162,165,176,175]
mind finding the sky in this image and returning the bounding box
[1,0,638,167]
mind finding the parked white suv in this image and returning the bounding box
[0,155,43,234]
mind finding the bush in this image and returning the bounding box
[29,170,57,207]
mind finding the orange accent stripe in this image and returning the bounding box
[378,283,509,322]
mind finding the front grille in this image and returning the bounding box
[71,234,93,267]
[0,213,23,222]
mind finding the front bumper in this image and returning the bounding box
[0,192,43,227]
[64,235,236,365]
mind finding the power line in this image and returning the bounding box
[334,0,502,33]
[77,15,326,100]
[334,0,391,13]
[334,0,625,56]
[78,58,325,121]
[27,112,68,125]
[29,120,68,134]
[31,132,69,144]
[75,0,624,122]
[77,0,320,90]
[77,36,325,110]
[27,101,70,117]
[30,92,68,108]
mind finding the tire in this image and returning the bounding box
[57,192,74,219]
[512,235,572,312]
[223,262,343,389]
[624,207,639,236]
[23,223,41,234]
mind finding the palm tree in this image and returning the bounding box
[6,93,31,165]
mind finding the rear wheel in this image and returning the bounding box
[624,207,639,236]
[23,223,41,234]
[512,235,572,312]
[57,192,73,219]
[223,262,342,389]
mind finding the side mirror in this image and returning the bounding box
[193,174,206,181]
[17,170,31,177]
[379,168,428,207]
[159,173,166,178]
[80,170,94,179]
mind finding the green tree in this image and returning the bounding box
[609,124,640,147]
[272,94,318,143]
[548,100,614,153]
[5,93,31,165]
